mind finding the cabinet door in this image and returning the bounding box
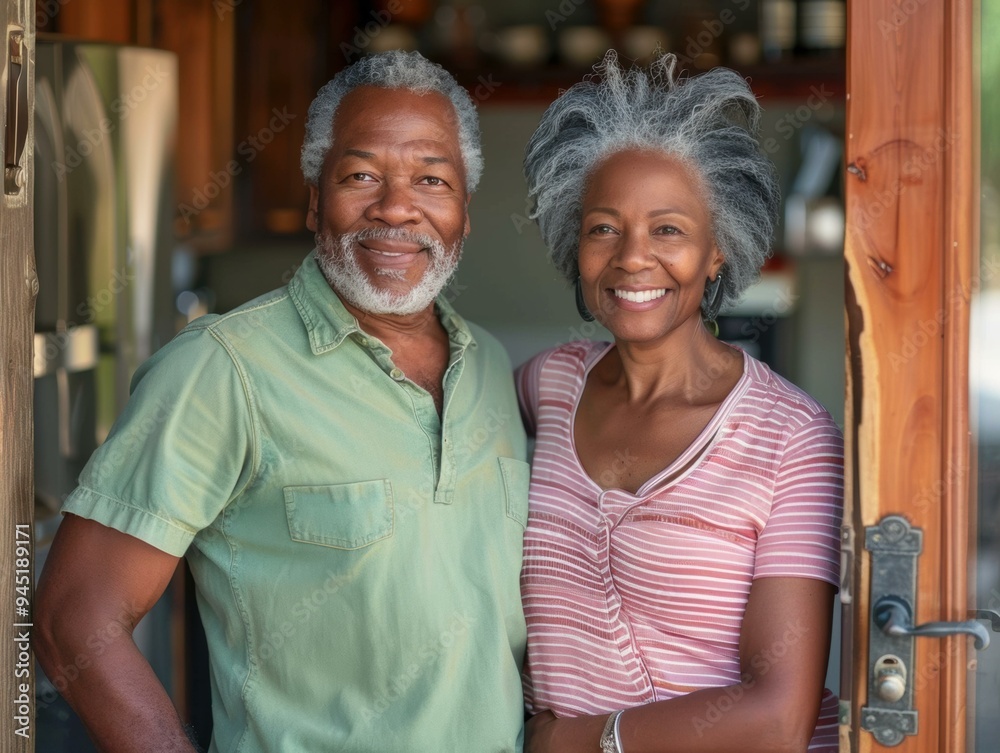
[155,0,236,250]
[234,0,328,238]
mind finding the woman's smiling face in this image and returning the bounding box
[577,148,725,344]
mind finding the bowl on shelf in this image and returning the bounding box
[494,25,550,68]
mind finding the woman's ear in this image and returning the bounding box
[709,245,725,278]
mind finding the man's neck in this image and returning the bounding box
[338,295,444,344]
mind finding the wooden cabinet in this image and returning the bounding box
[231,0,325,238]
[154,0,236,250]
[38,0,842,252]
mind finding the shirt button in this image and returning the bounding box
[358,337,369,347]
[390,367,405,381]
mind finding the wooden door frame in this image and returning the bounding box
[843,0,977,751]
[0,0,35,749]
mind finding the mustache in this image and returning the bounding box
[336,227,441,251]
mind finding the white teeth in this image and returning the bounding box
[614,288,666,303]
[372,250,405,257]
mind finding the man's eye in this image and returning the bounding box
[421,176,445,186]
[350,173,374,182]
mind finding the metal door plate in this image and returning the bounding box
[860,515,921,746]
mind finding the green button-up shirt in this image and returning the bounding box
[63,251,529,752]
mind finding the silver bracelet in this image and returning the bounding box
[599,710,624,753]
[613,709,624,752]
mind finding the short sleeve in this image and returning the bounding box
[62,322,255,557]
[514,349,554,437]
[753,413,844,587]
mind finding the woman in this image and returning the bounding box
[517,52,842,753]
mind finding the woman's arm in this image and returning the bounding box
[526,575,835,753]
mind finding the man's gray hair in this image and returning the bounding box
[301,50,483,192]
[523,51,781,315]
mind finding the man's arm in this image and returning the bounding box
[35,514,198,752]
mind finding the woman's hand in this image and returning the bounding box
[525,709,607,753]
[525,709,558,753]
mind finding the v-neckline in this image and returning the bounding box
[568,342,751,498]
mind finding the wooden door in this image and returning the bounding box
[840,0,989,751]
[0,0,35,749]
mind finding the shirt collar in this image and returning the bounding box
[289,249,477,355]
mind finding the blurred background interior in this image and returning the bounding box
[31,0,849,749]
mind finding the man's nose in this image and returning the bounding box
[364,179,422,225]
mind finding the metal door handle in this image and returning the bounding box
[862,515,998,746]
[973,608,1000,633]
[4,26,28,194]
[874,595,990,650]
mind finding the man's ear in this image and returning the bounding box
[306,185,320,232]
[464,193,472,238]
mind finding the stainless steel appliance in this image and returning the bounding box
[32,37,178,752]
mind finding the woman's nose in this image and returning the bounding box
[613,231,657,272]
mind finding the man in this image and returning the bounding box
[35,50,529,752]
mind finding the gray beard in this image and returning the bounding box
[315,227,463,316]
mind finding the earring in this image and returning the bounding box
[575,277,595,322]
[703,272,724,337]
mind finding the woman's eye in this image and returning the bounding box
[657,225,681,235]
[589,224,616,235]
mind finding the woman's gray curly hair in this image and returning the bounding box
[523,51,780,315]
[301,50,483,192]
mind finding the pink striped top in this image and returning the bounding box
[516,341,843,751]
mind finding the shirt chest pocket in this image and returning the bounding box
[284,481,394,550]
[498,457,530,528]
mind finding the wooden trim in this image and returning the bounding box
[844,0,961,750]
[56,0,134,42]
[940,0,977,750]
[0,1,36,749]
[154,0,236,250]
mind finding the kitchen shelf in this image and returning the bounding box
[455,55,844,106]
